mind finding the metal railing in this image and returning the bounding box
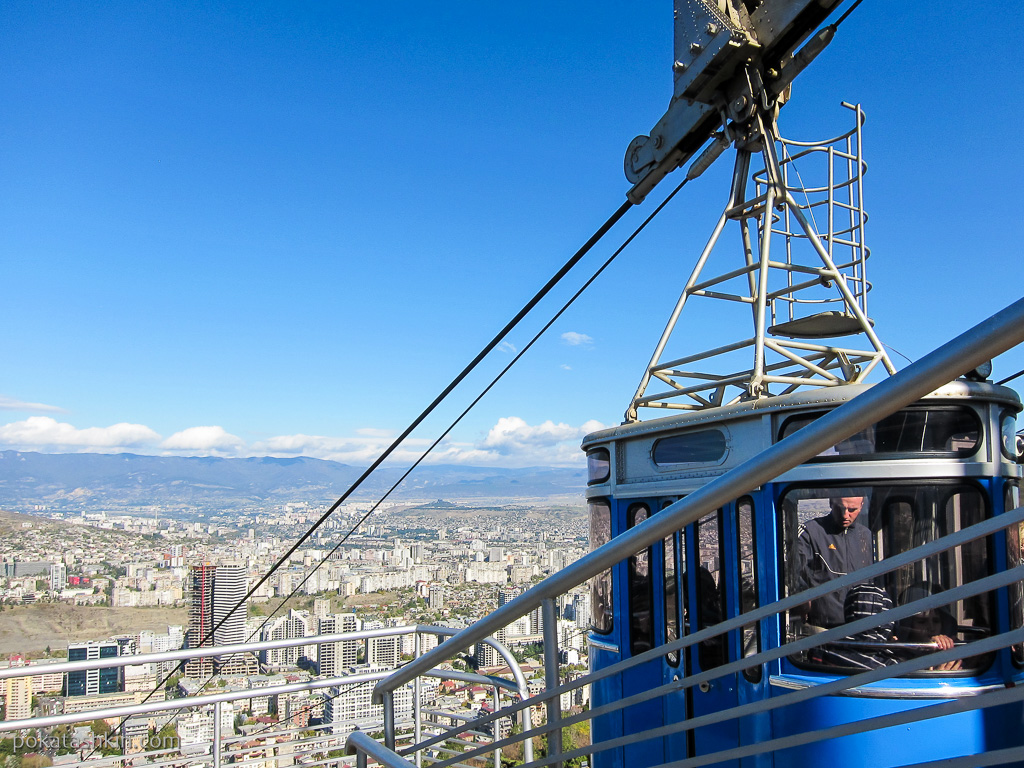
[0,625,528,768]
[356,296,1024,768]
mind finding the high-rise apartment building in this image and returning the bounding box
[4,656,31,720]
[49,563,67,592]
[184,563,257,678]
[317,613,360,677]
[66,642,122,696]
[313,597,332,619]
[428,584,444,609]
[323,667,421,736]
[261,609,314,669]
[366,622,402,668]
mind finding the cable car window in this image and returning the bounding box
[736,497,761,682]
[1006,481,1023,665]
[696,510,727,670]
[780,484,993,674]
[628,504,654,656]
[661,500,683,667]
[1000,410,1021,462]
[653,430,727,466]
[778,407,982,459]
[589,499,613,634]
[587,448,611,484]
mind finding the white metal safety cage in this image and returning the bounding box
[627,105,895,421]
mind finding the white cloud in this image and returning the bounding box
[560,331,593,346]
[497,340,517,354]
[253,415,604,468]
[560,364,572,371]
[437,415,608,466]
[0,416,160,451]
[0,413,606,468]
[356,427,395,438]
[251,432,430,465]
[0,395,66,414]
[162,426,245,454]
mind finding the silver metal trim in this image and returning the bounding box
[587,637,620,653]
[769,675,1003,699]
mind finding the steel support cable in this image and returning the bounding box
[89,197,635,758]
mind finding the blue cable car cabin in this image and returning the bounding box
[583,380,1024,768]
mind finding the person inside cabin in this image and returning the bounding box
[895,583,962,672]
[817,582,898,669]
[795,495,874,628]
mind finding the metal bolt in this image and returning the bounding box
[672,60,688,73]
[653,135,663,149]
[690,42,702,56]
[706,22,719,35]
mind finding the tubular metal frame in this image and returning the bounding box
[0,625,525,768]
[626,105,895,420]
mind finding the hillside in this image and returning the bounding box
[0,603,188,655]
[0,451,588,510]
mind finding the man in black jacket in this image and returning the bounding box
[795,495,874,628]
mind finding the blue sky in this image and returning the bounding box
[1,2,1021,468]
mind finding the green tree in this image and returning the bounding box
[146,723,179,754]
[49,725,76,756]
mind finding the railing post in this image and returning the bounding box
[522,702,534,764]
[212,700,222,768]
[492,685,502,768]
[383,690,396,752]
[542,597,562,768]
[414,632,422,768]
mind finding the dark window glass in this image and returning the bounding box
[780,484,993,674]
[661,500,688,668]
[628,504,653,656]
[737,497,761,682]
[589,500,613,634]
[587,448,611,484]
[779,407,982,460]
[662,502,681,666]
[653,430,727,466]
[1006,481,1023,665]
[1001,410,1021,462]
[696,511,727,670]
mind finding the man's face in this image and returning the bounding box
[830,496,864,529]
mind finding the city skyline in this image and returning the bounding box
[2,3,1021,470]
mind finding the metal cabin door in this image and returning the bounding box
[621,501,665,766]
[661,502,691,762]
[687,509,740,762]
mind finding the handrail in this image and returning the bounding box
[346,730,415,767]
[376,295,1024,698]
[0,624,429,680]
[0,630,525,735]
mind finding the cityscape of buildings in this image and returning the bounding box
[0,499,592,763]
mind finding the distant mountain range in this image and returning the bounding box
[0,451,588,510]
